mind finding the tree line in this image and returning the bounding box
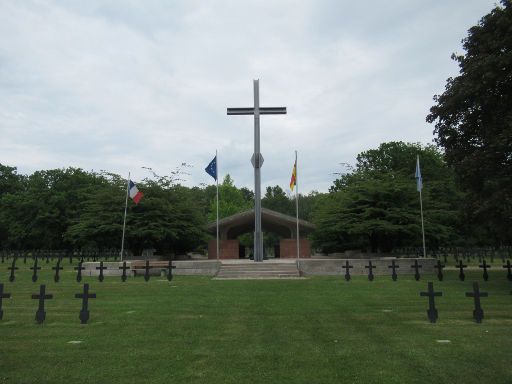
[0,140,507,255]
[1,2,509,255]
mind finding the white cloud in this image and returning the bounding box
[0,0,497,192]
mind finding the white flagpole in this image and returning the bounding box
[120,172,130,261]
[417,156,426,258]
[419,187,426,258]
[295,150,300,259]
[216,150,219,260]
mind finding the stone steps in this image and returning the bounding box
[214,262,301,280]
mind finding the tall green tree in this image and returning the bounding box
[207,175,252,221]
[427,1,512,244]
[0,167,104,249]
[0,166,209,255]
[262,185,294,216]
[313,142,462,253]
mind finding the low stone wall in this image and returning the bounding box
[173,260,220,276]
[82,262,131,276]
[82,260,220,277]
[323,252,397,259]
[298,258,437,276]
[81,259,435,278]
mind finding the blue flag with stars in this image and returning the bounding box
[205,155,217,181]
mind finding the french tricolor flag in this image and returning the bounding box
[129,180,144,204]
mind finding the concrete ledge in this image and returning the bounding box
[298,258,437,276]
[80,259,435,277]
[82,262,131,276]
[82,260,221,277]
[173,260,220,276]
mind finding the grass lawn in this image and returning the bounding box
[0,264,511,384]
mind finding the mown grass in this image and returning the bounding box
[0,264,511,384]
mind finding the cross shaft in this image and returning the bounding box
[227,80,286,262]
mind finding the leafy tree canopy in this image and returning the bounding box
[207,175,252,222]
[314,142,462,253]
[427,0,512,244]
[0,166,207,255]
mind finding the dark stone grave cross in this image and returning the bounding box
[52,258,63,283]
[30,258,41,283]
[119,261,129,282]
[8,259,18,282]
[96,261,107,282]
[0,283,12,320]
[31,284,53,324]
[342,261,353,282]
[434,260,444,281]
[457,260,467,281]
[74,260,85,283]
[479,259,490,281]
[365,261,376,281]
[144,260,151,282]
[411,260,422,281]
[420,282,443,323]
[465,282,488,323]
[388,260,399,281]
[503,260,512,281]
[167,259,176,282]
[75,283,96,324]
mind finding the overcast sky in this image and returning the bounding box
[0,1,497,193]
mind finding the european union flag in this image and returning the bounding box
[205,155,217,181]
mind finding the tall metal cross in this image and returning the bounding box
[227,79,286,262]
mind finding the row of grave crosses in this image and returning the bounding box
[341,259,512,282]
[0,250,122,265]
[0,281,503,325]
[420,282,490,324]
[0,283,95,324]
[76,260,176,283]
[7,258,177,283]
[6,258,512,283]
[395,245,512,261]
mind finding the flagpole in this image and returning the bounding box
[295,150,300,260]
[120,172,130,262]
[419,187,426,258]
[417,155,426,258]
[216,150,219,260]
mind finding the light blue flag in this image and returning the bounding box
[415,155,422,192]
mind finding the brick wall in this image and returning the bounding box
[208,239,240,259]
[280,239,311,258]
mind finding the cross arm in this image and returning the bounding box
[32,294,53,299]
[75,293,97,299]
[227,107,287,115]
